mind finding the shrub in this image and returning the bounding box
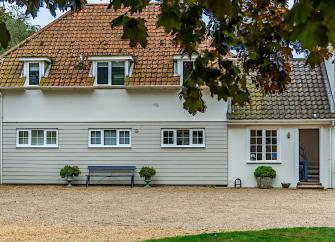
[60,165,81,178]
[139,166,156,178]
[254,166,276,178]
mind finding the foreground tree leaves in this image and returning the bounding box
[111,14,148,48]
[1,0,335,114]
[0,21,10,49]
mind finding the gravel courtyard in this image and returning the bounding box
[0,186,335,242]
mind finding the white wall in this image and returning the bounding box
[2,89,227,122]
[228,125,331,188]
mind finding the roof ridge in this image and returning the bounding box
[0,10,72,59]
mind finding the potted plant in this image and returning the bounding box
[281,182,291,189]
[60,165,81,187]
[254,166,276,189]
[139,167,156,187]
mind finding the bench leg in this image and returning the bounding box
[131,175,134,188]
[86,175,90,187]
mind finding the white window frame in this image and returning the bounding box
[88,129,132,148]
[173,55,197,86]
[161,128,205,148]
[247,128,281,163]
[20,58,52,86]
[16,129,58,148]
[89,56,133,86]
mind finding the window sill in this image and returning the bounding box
[24,85,41,89]
[161,145,206,148]
[246,160,282,164]
[88,146,132,149]
[16,146,59,149]
[93,85,125,89]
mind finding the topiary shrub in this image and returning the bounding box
[139,166,156,179]
[60,165,81,178]
[254,166,276,178]
[254,166,276,189]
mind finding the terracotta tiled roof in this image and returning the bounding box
[229,60,335,120]
[0,4,186,87]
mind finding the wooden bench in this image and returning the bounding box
[86,165,136,187]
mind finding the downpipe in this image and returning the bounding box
[0,91,3,184]
[329,121,335,189]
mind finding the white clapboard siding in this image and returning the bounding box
[2,121,228,185]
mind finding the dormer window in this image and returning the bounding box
[19,57,52,86]
[28,63,40,85]
[97,62,109,85]
[89,56,133,86]
[173,55,197,85]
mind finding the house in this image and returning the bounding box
[0,4,228,185]
[228,61,335,189]
[0,3,334,188]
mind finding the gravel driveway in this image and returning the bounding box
[0,185,335,242]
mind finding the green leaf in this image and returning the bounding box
[111,15,148,48]
[123,17,148,48]
[0,21,10,49]
[111,14,127,27]
[294,22,328,49]
[157,4,181,33]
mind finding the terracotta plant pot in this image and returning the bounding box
[256,177,274,189]
[281,183,291,189]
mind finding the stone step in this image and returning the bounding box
[297,182,324,189]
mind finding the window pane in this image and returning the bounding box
[112,61,125,85]
[90,131,101,145]
[257,145,262,152]
[177,130,190,145]
[250,129,264,161]
[182,61,194,84]
[104,130,116,145]
[31,130,44,145]
[97,62,109,84]
[257,153,262,160]
[163,130,174,145]
[192,130,204,145]
[266,153,271,160]
[46,131,57,145]
[18,131,29,145]
[265,129,278,160]
[29,63,40,85]
[119,131,130,145]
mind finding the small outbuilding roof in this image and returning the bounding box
[229,60,335,120]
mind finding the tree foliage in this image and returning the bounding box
[0,6,39,52]
[0,0,335,114]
